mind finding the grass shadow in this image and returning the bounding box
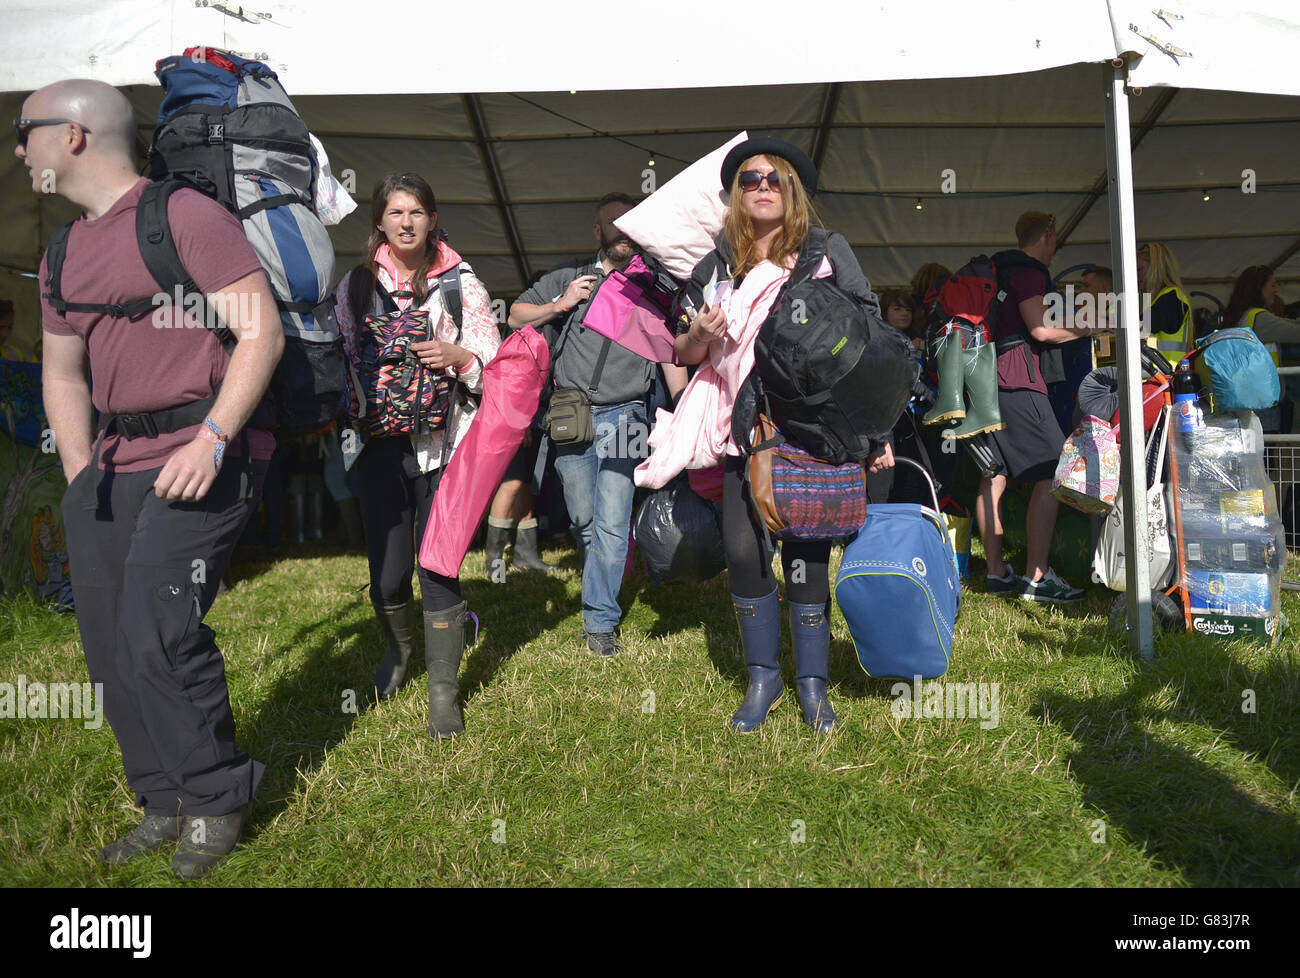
[458,570,574,702]
[239,614,373,824]
[1041,651,1300,886]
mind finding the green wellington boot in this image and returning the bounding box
[951,341,1005,439]
[922,327,967,425]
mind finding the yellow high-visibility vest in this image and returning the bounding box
[1242,308,1282,366]
[1151,285,1192,358]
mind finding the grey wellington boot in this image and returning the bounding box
[484,520,511,583]
[512,518,555,572]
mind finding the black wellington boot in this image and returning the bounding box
[372,599,418,700]
[425,601,468,739]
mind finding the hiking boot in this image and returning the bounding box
[730,590,784,732]
[585,629,623,657]
[951,341,1004,439]
[922,327,967,426]
[986,562,1024,596]
[99,814,182,864]
[372,599,418,700]
[425,602,468,738]
[171,806,249,880]
[790,600,836,733]
[1021,567,1085,604]
[512,519,555,573]
[484,520,511,583]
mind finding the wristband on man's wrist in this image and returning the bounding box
[198,416,229,472]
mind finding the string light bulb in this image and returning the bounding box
[648,153,656,168]
[1201,189,1211,202]
[915,198,924,211]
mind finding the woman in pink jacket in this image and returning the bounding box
[335,171,500,738]
[666,137,893,734]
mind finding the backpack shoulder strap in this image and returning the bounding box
[136,179,236,351]
[437,266,464,340]
[374,280,402,315]
[791,227,830,285]
[41,221,76,316]
[42,214,164,322]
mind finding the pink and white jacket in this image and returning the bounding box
[335,241,501,472]
[635,256,832,489]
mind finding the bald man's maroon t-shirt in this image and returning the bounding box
[41,178,274,471]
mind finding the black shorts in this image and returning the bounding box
[502,434,541,484]
[985,388,1065,484]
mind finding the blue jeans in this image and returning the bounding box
[553,400,648,633]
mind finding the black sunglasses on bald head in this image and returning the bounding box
[12,118,92,149]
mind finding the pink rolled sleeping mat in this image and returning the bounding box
[418,326,550,577]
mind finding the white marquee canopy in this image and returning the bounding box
[2,0,1297,309]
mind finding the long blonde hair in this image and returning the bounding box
[1138,242,1184,295]
[722,155,820,276]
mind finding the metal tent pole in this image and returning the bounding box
[1104,60,1154,658]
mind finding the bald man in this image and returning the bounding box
[18,79,283,879]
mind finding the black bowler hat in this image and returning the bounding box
[720,137,818,195]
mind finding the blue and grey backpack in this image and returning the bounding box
[833,458,960,679]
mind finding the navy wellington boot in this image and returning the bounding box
[729,590,784,732]
[791,600,837,733]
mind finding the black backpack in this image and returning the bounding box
[752,233,919,464]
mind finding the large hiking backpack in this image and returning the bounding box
[149,46,346,433]
[753,236,919,464]
[349,269,466,439]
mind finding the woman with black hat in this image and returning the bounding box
[665,137,892,733]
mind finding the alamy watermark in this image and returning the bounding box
[1042,286,1176,334]
[890,675,1000,729]
[151,286,262,336]
[0,675,103,729]
[49,908,150,958]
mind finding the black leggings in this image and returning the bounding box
[356,436,462,613]
[722,454,830,604]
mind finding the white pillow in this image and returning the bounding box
[614,132,748,281]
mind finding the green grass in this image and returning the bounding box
[1,538,1297,887]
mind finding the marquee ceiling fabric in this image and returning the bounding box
[2,1,1297,332]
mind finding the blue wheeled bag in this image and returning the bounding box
[834,458,960,679]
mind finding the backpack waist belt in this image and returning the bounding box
[97,395,217,440]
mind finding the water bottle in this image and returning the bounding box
[1173,359,1201,434]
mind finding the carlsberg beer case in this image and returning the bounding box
[1188,613,1282,647]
